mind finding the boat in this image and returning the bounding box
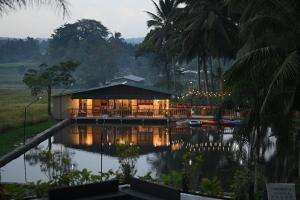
[176,119,189,127]
[222,119,241,127]
[201,119,217,125]
[189,120,202,127]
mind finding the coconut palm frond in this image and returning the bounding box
[260,50,300,113]
[145,11,163,24]
[0,0,69,17]
[240,15,288,40]
[226,47,283,85]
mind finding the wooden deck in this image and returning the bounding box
[71,115,237,124]
[69,107,238,124]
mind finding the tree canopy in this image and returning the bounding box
[47,19,145,87]
[23,61,78,116]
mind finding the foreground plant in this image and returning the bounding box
[1,169,116,200]
[199,176,223,196]
[116,144,140,183]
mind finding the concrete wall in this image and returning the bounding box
[181,193,224,200]
[53,95,79,120]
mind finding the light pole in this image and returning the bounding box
[59,83,73,120]
[23,97,42,145]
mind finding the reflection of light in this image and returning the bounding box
[189,159,192,166]
[86,132,93,146]
[109,142,112,146]
[171,144,181,151]
[232,142,239,151]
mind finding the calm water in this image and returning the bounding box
[0,123,254,189]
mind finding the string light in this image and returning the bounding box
[177,90,232,99]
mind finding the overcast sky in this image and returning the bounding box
[0,0,156,39]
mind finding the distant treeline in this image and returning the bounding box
[46,19,160,87]
[0,20,162,88]
[0,37,47,63]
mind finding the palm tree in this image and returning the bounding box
[143,0,182,89]
[180,0,237,105]
[0,0,69,16]
[225,0,300,197]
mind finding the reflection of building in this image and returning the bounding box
[52,82,172,120]
[54,124,235,155]
[53,124,170,155]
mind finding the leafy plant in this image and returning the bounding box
[139,172,158,182]
[2,184,29,200]
[231,167,252,200]
[116,144,140,183]
[182,152,203,192]
[28,180,51,198]
[160,170,182,188]
[199,176,223,196]
[53,169,115,187]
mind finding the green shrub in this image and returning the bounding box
[161,170,182,188]
[116,144,140,183]
[199,176,223,196]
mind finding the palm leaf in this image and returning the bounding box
[0,0,69,16]
[226,46,283,85]
[260,50,300,113]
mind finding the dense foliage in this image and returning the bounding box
[47,19,156,87]
[23,61,78,116]
[142,0,300,199]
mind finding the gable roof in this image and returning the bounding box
[70,82,173,99]
[112,75,145,82]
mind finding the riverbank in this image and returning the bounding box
[0,120,55,157]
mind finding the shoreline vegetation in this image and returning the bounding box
[0,120,55,157]
[0,88,53,157]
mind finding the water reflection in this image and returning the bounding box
[53,124,171,155]
[1,124,240,188]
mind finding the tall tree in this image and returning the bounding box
[48,19,136,87]
[181,0,238,93]
[142,0,182,89]
[23,61,78,117]
[225,0,300,197]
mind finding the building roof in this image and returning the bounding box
[112,75,145,82]
[182,70,211,74]
[55,82,173,99]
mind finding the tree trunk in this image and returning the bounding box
[202,55,210,105]
[197,56,201,91]
[172,57,176,91]
[165,62,171,89]
[218,58,223,91]
[47,85,53,118]
[202,55,209,92]
[209,56,214,91]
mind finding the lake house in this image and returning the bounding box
[52,82,175,120]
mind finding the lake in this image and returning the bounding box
[0,123,245,190]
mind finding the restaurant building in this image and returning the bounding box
[52,82,175,120]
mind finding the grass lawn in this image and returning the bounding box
[0,120,55,157]
[0,89,49,131]
[0,88,54,157]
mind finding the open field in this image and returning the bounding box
[0,88,54,157]
[0,60,38,88]
[0,89,49,132]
